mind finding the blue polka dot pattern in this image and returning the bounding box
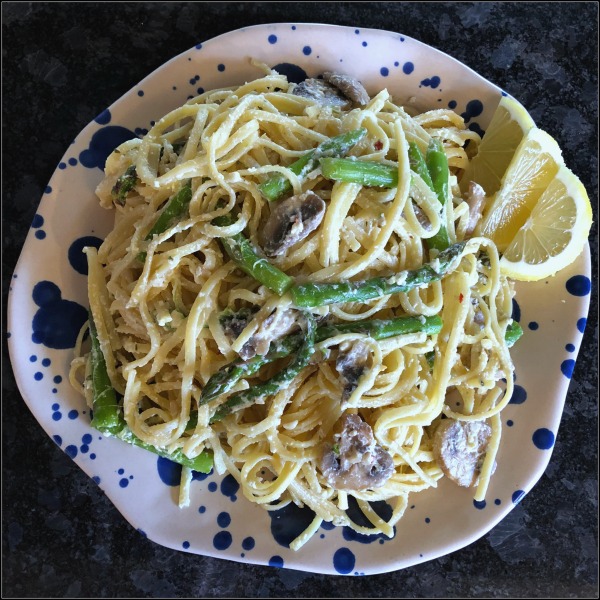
[242,536,255,550]
[213,531,232,550]
[333,548,355,574]
[421,76,441,89]
[94,109,111,125]
[217,512,231,528]
[566,275,591,296]
[512,490,525,504]
[512,298,521,322]
[532,428,555,450]
[461,99,484,123]
[561,359,575,378]
[509,385,527,404]
[269,555,284,568]
[10,22,593,577]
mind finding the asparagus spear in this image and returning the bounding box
[424,139,451,251]
[87,313,213,472]
[259,128,367,202]
[321,144,437,189]
[209,312,317,423]
[88,312,122,436]
[111,165,138,206]
[212,213,294,296]
[115,426,213,472]
[315,314,442,341]
[138,181,193,261]
[320,156,398,188]
[201,314,443,404]
[200,331,304,403]
[319,145,452,250]
[408,142,434,189]
[290,242,466,308]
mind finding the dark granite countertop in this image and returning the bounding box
[2,2,598,597]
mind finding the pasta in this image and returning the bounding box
[70,61,518,550]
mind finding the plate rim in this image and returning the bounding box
[6,21,593,576]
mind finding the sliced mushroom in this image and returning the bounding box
[292,72,370,109]
[432,418,493,487]
[292,78,352,109]
[335,340,370,401]
[412,203,432,231]
[322,72,370,106]
[464,181,487,237]
[261,191,326,257]
[238,307,300,360]
[219,307,257,343]
[471,298,486,327]
[319,414,394,491]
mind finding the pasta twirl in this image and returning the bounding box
[70,62,518,550]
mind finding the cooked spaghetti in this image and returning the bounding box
[70,61,518,549]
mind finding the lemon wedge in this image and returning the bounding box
[478,127,565,252]
[459,95,535,196]
[498,164,593,281]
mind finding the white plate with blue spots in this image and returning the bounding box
[7,23,592,576]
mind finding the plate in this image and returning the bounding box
[7,23,592,576]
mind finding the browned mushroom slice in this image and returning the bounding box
[335,340,370,401]
[464,181,487,237]
[261,191,326,257]
[292,78,352,109]
[319,414,394,491]
[323,72,370,106]
[219,307,258,344]
[432,418,493,487]
[238,307,300,360]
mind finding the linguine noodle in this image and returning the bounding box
[70,62,516,550]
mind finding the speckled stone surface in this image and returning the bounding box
[2,2,598,597]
